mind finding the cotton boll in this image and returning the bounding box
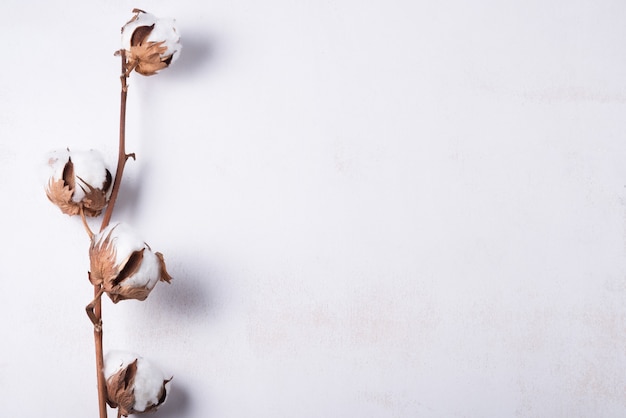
[89,223,172,303]
[44,148,112,217]
[121,9,181,75]
[96,223,162,290]
[104,350,171,416]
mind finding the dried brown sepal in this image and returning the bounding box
[77,170,112,216]
[105,359,138,417]
[128,41,172,76]
[46,177,79,216]
[156,252,173,283]
[122,8,147,28]
[108,286,152,304]
[112,249,145,287]
[63,157,76,190]
[131,24,155,46]
[89,227,119,287]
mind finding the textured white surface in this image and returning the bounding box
[2,0,626,417]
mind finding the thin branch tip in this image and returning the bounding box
[79,206,95,239]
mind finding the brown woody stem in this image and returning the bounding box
[89,50,133,418]
[100,50,132,232]
[93,284,108,418]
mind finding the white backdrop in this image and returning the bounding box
[2,0,626,417]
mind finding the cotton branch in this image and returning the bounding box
[88,50,133,418]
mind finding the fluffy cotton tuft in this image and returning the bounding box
[67,150,110,202]
[104,350,171,415]
[45,148,71,180]
[95,223,146,267]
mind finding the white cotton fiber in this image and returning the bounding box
[146,18,181,60]
[44,148,71,181]
[96,223,146,267]
[68,149,109,202]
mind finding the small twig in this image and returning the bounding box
[85,286,105,329]
[79,206,94,239]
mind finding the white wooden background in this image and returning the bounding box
[1,0,626,416]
